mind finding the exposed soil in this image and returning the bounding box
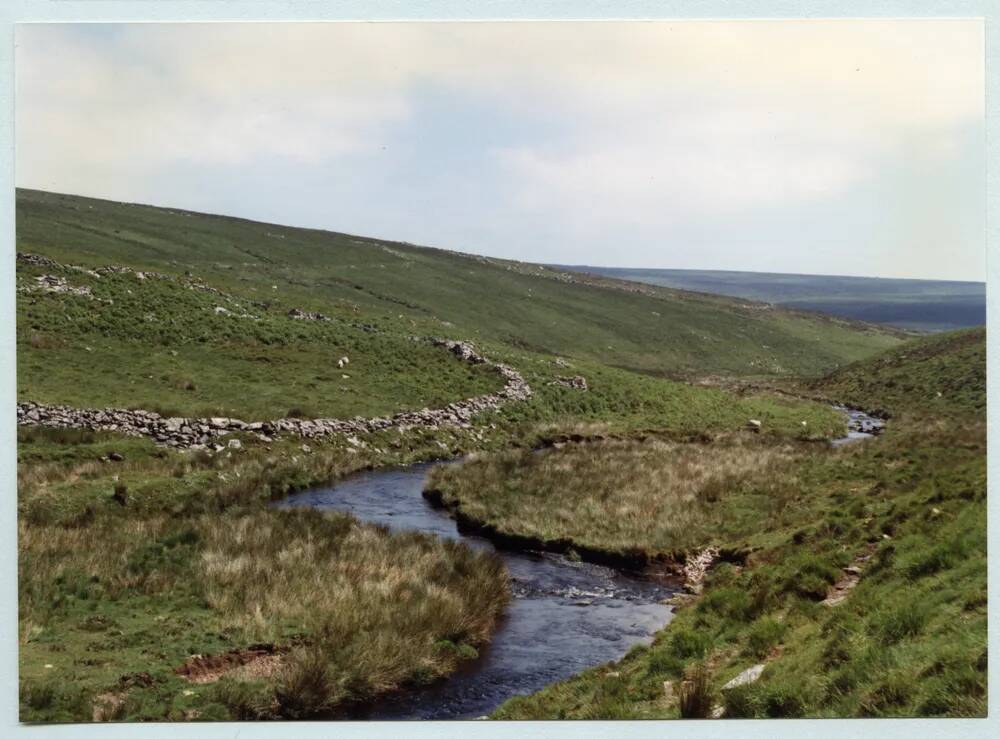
[175,644,288,685]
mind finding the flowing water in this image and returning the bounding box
[274,405,884,719]
[830,405,885,447]
[276,464,675,719]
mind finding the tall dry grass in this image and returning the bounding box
[19,505,510,718]
[198,508,509,710]
[427,435,807,555]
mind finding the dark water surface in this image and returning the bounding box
[276,464,675,720]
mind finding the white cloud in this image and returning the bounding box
[14,20,985,279]
[496,105,876,235]
[16,24,413,181]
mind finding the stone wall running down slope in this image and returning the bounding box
[17,335,531,450]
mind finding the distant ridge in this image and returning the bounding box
[557,265,985,333]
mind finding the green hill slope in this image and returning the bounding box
[14,190,980,722]
[17,188,900,386]
[489,321,986,719]
[812,327,985,417]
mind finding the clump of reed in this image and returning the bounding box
[427,435,806,556]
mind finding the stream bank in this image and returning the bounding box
[276,464,675,719]
[275,405,885,719]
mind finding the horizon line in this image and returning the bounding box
[17,187,985,285]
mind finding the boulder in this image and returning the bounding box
[164,417,185,432]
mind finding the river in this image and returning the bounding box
[274,406,883,719]
[276,463,674,719]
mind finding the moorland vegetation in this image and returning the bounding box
[15,190,983,721]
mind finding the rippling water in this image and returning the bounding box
[275,405,883,719]
[276,464,675,719]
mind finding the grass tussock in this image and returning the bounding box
[491,412,986,719]
[427,434,807,556]
[19,500,508,721]
[199,509,509,712]
[679,664,715,718]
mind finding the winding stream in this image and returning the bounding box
[275,406,883,719]
[276,464,673,719]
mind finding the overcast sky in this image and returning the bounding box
[16,21,985,281]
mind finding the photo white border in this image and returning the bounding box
[0,2,995,737]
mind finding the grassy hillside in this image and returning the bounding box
[17,189,877,722]
[432,332,987,719]
[17,188,900,387]
[18,189,972,723]
[17,256,500,419]
[811,327,986,417]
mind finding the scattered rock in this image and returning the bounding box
[550,375,588,391]
[17,252,60,269]
[227,439,242,450]
[30,274,95,298]
[722,664,765,690]
[288,308,330,321]
[822,542,877,606]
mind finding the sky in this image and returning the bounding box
[16,21,985,281]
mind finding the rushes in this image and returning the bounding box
[19,506,510,719]
[428,435,805,555]
[196,508,509,715]
[198,508,509,645]
[679,664,715,719]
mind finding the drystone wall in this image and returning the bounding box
[17,339,532,449]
